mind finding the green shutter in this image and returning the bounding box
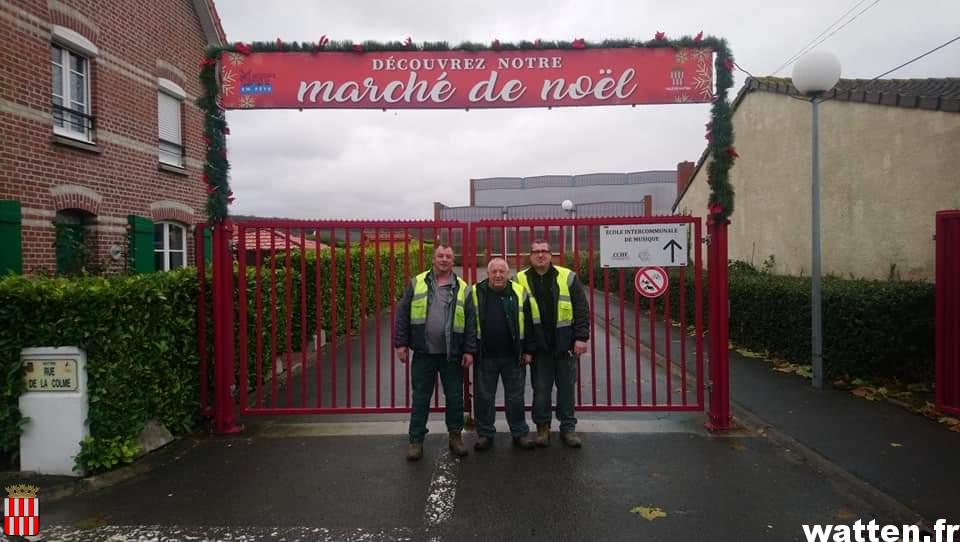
[127,215,155,273]
[0,201,22,275]
[203,226,212,263]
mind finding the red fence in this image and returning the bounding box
[198,215,724,427]
[936,210,960,416]
[467,216,705,411]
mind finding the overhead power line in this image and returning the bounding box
[772,0,882,75]
[820,33,960,103]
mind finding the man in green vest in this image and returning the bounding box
[395,243,477,461]
[471,257,542,451]
[516,239,591,448]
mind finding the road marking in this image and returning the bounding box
[423,448,458,540]
[34,525,417,541]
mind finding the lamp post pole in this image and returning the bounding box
[792,50,840,390]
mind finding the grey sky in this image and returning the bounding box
[216,0,960,220]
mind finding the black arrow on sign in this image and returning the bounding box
[663,239,682,263]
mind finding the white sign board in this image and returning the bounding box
[599,224,689,268]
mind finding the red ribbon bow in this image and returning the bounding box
[352,43,364,53]
[318,35,329,48]
[709,202,723,216]
[693,31,703,43]
[571,38,586,49]
[724,57,735,72]
[655,31,666,41]
[727,147,739,159]
[491,39,501,50]
[404,36,413,48]
[234,42,252,55]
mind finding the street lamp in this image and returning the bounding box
[792,51,841,389]
[561,199,575,254]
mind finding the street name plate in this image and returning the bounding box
[24,359,78,392]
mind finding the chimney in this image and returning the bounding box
[676,161,695,197]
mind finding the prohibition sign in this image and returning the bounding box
[635,266,669,299]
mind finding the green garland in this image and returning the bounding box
[198,34,735,224]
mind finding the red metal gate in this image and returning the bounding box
[466,216,705,411]
[936,210,960,416]
[198,215,721,427]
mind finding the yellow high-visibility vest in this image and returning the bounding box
[410,270,467,334]
[517,266,575,328]
[471,280,542,340]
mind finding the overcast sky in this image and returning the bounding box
[215,0,960,220]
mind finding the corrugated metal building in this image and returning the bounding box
[435,162,695,222]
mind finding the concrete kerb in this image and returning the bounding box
[730,400,936,535]
[12,436,201,506]
[605,303,935,531]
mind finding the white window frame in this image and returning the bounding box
[158,78,186,167]
[154,221,187,271]
[51,26,97,142]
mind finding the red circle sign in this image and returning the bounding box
[635,266,669,298]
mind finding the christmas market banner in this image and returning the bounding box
[200,34,739,223]
[218,48,714,110]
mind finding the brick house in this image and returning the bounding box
[0,0,227,275]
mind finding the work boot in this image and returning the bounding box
[513,434,536,450]
[449,431,469,457]
[534,423,550,447]
[561,431,583,448]
[406,442,423,461]
[474,435,493,451]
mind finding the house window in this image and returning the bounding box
[154,222,186,271]
[158,78,186,167]
[51,45,93,140]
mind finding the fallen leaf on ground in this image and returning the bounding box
[907,383,929,392]
[889,442,903,448]
[631,506,667,521]
[834,508,857,521]
[938,417,960,427]
[734,347,765,359]
[851,387,873,398]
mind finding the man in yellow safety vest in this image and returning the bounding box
[395,243,477,461]
[516,238,591,448]
[471,257,542,451]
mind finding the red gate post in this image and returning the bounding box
[212,219,242,434]
[706,215,734,431]
[936,210,960,416]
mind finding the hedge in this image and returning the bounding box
[559,253,935,382]
[0,244,426,472]
[0,271,202,472]
[727,266,935,382]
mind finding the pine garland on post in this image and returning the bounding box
[196,34,736,224]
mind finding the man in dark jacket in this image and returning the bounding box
[471,258,541,451]
[395,244,477,461]
[516,239,590,448]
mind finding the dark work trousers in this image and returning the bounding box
[408,352,464,443]
[531,350,577,433]
[474,354,529,438]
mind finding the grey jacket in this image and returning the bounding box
[394,269,478,362]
